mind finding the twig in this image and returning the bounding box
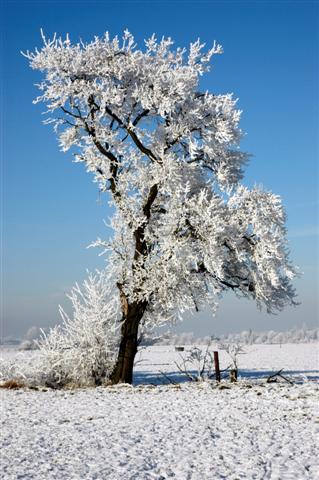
[200,343,211,377]
[158,371,178,386]
[266,369,294,385]
[174,361,196,382]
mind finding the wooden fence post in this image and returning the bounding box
[214,351,221,382]
[230,369,238,383]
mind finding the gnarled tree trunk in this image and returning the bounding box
[110,186,158,384]
[110,299,147,384]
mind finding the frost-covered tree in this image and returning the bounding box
[24,30,297,384]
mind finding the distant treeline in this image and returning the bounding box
[152,325,319,346]
[2,324,318,349]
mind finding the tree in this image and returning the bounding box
[24,30,297,384]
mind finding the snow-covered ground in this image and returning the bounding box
[1,344,319,479]
[133,343,319,384]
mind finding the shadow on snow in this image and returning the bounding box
[133,369,319,386]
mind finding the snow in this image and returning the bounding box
[1,344,319,479]
[133,343,319,384]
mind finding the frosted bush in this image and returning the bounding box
[36,270,121,387]
[0,271,121,388]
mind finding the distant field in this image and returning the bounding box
[1,342,318,378]
[133,343,319,384]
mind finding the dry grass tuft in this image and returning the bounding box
[0,380,25,389]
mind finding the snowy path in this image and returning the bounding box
[1,344,319,479]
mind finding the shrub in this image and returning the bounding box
[36,270,121,387]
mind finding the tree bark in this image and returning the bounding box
[110,300,147,384]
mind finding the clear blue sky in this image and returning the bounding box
[1,0,318,338]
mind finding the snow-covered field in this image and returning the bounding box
[1,344,319,479]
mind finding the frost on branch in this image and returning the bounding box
[37,270,121,387]
[24,31,298,383]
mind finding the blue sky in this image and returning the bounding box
[1,0,318,338]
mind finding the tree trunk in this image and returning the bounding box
[110,300,147,384]
[109,184,157,385]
